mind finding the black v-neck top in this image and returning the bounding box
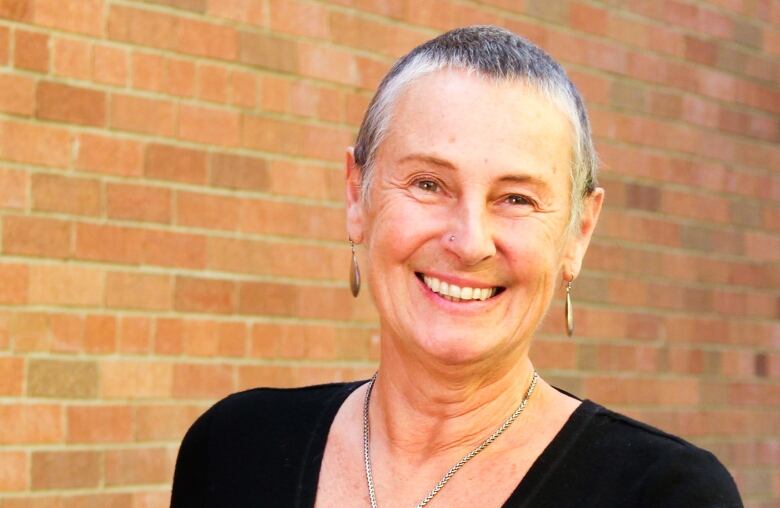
[170,380,742,507]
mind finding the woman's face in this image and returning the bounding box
[346,70,602,367]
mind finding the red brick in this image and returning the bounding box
[145,143,207,184]
[53,37,91,79]
[267,160,342,200]
[135,403,204,441]
[176,191,241,230]
[239,31,298,73]
[32,450,100,489]
[216,321,246,357]
[197,63,229,103]
[210,152,269,191]
[36,81,106,127]
[174,276,236,314]
[297,42,360,86]
[0,357,23,395]
[207,0,264,25]
[106,183,172,223]
[9,313,51,352]
[93,44,127,86]
[142,230,206,269]
[100,361,172,399]
[0,404,62,444]
[131,51,165,91]
[76,134,143,176]
[28,265,103,306]
[0,313,8,350]
[260,75,289,112]
[75,223,145,264]
[270,0,330,38]
[154,318,183,355]
[82,314,116,353]
[0,451,27,491]
[0,72,35,116]
[238,365,296,389]
[0,0,31,21]
[111,93,177,137]
[0,26,8,64]
[34,0,102,36]
[0,120,71,167]
[166,57,196,96]
[2,215,71,258]
[106,448,170,486]
[178,104,240,146]
[50,314,84,353]
[584,376,699,406]
[229,69,257,107]
[32,174,101,216]
[179,319,219,356]
[684,35,717,66]
[117,316,152,354]
[131,52,195,96]
[0,168,27,209]
[239,198,344,241]
[172,363,233,398]
[289,81,345,122]
[14,30,48,72]
[108,5,177,50]
[0,264,27,304]
[106,272,172,311]
[67,405,132,443]
[242,114,351,161]
[176,17,237,60]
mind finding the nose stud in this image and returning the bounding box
[449,235,455,242]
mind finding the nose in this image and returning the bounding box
[443,202,496,265]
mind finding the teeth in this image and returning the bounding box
[421,274,498,302]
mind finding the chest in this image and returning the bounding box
[314,429,539,508]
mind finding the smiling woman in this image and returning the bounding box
[170,26,743,508]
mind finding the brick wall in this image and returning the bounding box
[0,0,778,506]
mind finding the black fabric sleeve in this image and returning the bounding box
[633,445,743,508]
[170,405,215,508]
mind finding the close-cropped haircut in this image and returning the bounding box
[353,25,599,229]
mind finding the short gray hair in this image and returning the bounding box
[353,25,598,228]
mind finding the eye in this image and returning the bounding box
[415,179,440,192]
[505,194,533,206]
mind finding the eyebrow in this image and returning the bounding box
[397,153,552,190]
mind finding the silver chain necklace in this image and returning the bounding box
[362,371,539,508]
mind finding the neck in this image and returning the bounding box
[370,336,538,461]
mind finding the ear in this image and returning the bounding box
[345,146,365,244]
[562,188,604,282]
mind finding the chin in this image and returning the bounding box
[413,330,499,366]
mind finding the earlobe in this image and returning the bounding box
[345,147,365,244]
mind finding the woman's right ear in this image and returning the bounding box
[345,147,364,244]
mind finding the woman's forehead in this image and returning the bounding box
[377,70,574,185]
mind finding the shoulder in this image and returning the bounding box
[171,380,365,508]
[579,402,743,507]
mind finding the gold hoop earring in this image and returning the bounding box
[565,280,574,337]
[349,239,361,297]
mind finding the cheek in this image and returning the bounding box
[365,197,446,257]
[499,222,565,281]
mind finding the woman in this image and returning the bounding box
[171,26,742,507]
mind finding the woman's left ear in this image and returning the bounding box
[563,188,605,281]
[345,147,365,244]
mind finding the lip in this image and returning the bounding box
[414,272,504,312]
[416,271,501,290]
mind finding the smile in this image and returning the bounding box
[415,273,505,302]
